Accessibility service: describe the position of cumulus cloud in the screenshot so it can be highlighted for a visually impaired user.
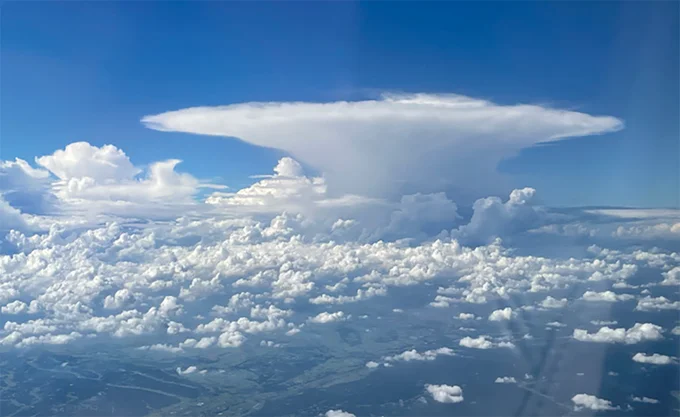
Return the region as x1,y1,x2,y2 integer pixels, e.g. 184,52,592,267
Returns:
632,352,676,365
383,347,455,363
488,307,514,321
581,291,635,302
308,311,347,324
494,376,517,384
325,410,355,417
540,296,568,309
365,361,379,368
457,313,477,320
571,394,619,411
452,188,546,244
635,296,680,311
573,323,663,344
459,336,514,349
425,384,464,404
142,93,623,199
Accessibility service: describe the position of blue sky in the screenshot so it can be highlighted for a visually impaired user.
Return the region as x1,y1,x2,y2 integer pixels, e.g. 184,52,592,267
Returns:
2,1,677,207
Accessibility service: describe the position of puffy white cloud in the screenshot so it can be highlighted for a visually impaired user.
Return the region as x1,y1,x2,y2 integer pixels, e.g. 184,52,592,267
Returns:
488,307,514,321
571,394,618,411
21,142,223,219
631,396,659,404
308,311,347,324
36,142,140,182
457,313,476,320
635,296,680,311
540,296,568,309
365,361,379,368
325,410,356,417
425,384,464,403
632,353,676,365
142,93,622,199
573,323,663,344
494,376,517,384
1,300,27,315
672,326,680,336
383,347,455,362
546,321,566,328
459,336,515,349
103,289,134,310
452,188,544,244
660,267,680,286
581,291,634,302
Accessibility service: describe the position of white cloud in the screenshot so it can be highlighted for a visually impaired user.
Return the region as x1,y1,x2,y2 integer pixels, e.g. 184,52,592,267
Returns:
452,188,546,244
631,396,659,404
1,300,28,315
581,290,635,302
571,394,618,411
591,320,617,326
460,336,494,349
176,366,198,375
383,347,455,362
425,384,464,404
489,307,514,321
308,311,347,324
546,321,566,328
325,410,355,417
457,313,476,320
365,361,379,368
142,93,623,199
632,352,676,365
635,296,680,311
494,376,517,384
660,266,680,286
36,142,140,182
672,326,680,336
540,296,568,309
573,323,663,344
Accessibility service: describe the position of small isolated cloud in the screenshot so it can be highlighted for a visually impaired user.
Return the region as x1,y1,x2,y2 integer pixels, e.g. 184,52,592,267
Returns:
635,296,680,311
176,366,198,375
573,323,663,344
365,361,380,369
631,396,659,404
457,313,476,320
546,321,566,328
540,296,567,309
425,384,464,404
571,394,619,411
384,347,455,363
489,307,514,321
308,311,347,324
632,352,676,365
591,320,618,326
459,336,513,349
494,376,517,384
672,326,680,336
325,410,355,417
581,290,634,302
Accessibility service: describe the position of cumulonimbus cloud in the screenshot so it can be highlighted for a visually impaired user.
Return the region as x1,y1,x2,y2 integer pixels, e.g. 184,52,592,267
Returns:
141,93,623,199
